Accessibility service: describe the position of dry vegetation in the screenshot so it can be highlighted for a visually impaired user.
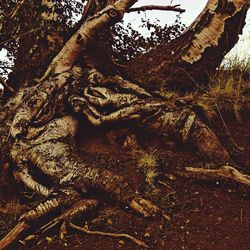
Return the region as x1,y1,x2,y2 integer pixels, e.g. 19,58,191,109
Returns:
158,57,250,123
137,150,159,187
196,58,250,119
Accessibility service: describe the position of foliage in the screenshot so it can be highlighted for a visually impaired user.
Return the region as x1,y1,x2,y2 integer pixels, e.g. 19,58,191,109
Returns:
111,17,185,62
0,0,84,88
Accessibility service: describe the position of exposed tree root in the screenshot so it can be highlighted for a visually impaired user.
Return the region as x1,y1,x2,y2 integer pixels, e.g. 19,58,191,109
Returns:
180,165,250,186
69,222,149,248
0,221,28,250
39,199,99,234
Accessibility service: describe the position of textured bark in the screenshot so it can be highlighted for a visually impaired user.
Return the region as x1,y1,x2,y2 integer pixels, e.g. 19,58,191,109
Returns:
127,0,250,90
71,70,232,165
0,111,159,248
39,0,137,82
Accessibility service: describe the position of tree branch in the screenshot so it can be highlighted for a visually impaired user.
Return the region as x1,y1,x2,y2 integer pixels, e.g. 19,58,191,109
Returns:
38,0,138,82
0,76,14,93
128,4,185,13
0,221,28,250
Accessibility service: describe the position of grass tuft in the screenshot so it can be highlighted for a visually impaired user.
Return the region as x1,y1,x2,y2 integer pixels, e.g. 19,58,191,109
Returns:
137,152,158,169
196,57,250,121
137,152,159,186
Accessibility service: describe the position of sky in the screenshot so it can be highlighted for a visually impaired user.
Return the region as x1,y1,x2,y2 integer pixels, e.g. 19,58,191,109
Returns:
0,0,249,84
124,0,207,26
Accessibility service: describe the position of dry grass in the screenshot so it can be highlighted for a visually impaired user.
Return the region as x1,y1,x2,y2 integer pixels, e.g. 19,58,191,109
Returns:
157,57,250,122
196,57,250,121
0,199,22,238
137,151,159,187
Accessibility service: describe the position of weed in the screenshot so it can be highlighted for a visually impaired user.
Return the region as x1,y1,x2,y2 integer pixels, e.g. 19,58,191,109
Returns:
145,168,159,185
0,199,22,238
137,152,158,170
137,151,159,186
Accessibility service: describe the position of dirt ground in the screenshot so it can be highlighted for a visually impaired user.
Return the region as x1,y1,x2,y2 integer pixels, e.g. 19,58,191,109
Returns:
0,114,249,250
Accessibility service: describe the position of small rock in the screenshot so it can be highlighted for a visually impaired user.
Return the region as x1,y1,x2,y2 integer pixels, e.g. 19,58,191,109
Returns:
119,240,125,245
107,219,113,225
168,174,176,181
217,216,222,222
46,237,52,242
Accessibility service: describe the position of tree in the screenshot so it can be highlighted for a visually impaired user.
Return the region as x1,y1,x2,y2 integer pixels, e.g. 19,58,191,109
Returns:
0,0,249,248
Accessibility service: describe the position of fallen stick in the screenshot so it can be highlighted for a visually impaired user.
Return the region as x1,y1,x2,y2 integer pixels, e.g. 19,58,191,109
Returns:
182,165,250,186
69,222,149,248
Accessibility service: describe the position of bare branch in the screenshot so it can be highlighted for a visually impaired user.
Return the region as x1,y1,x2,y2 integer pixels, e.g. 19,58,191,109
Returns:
183,166,250,187
9,0,26,19
0,76,15,93
128,4,185,13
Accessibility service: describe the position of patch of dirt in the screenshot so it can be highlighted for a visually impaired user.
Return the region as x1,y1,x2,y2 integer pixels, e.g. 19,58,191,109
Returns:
0,117,250,250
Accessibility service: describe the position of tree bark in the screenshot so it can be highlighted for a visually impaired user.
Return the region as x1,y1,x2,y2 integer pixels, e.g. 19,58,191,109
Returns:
38,0,137,82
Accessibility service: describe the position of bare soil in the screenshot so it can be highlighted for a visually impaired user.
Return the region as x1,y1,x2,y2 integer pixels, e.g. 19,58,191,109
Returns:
0,116,249,250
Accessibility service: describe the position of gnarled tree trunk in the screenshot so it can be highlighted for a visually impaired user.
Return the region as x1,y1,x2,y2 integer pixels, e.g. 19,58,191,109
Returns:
0,0,249,248
127,0,249,90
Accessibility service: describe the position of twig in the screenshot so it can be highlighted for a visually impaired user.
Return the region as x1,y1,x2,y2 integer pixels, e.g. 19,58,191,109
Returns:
158,180,176,195
240,208,243,222
69,222,149,248
184,166,250,186
128,5,185,14
9,0,26,19
0,27,41,46
215,104,245,152
0,76,15,94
